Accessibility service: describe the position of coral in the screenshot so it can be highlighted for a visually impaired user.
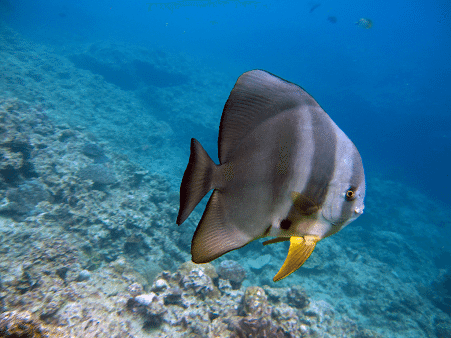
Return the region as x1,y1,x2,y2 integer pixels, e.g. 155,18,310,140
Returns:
181,267,215,298
286,285,309,309
217,260,246,289
431,269,451,315
241,286,269,317
0,114,38,185
77,163,117,185
436,318,451,338
81,142,110,164
178,261,218,280
128,293,167,329
163,287,184,306
0,179,50,217
176,261,218,298
0,147,23,172
228,316,288,338
0,310,67,337
82,142,104,158
218,278,233,294
127,282,144,297
0,99,41,187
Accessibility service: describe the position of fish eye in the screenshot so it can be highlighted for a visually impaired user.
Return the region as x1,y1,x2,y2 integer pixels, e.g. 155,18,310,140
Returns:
345,188,356,201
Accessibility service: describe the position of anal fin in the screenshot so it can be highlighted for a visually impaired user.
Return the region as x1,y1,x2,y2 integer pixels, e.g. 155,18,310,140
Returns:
273,235,320,282
191,190,251,263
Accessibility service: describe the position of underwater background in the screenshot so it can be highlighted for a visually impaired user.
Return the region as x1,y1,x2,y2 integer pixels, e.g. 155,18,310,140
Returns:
0,0,450,337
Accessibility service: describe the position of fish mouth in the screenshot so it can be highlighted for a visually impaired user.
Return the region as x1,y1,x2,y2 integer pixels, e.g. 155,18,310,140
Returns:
354,205,365,215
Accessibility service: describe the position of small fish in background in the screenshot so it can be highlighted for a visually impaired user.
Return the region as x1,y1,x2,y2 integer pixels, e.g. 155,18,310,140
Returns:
177,70,365,282
327,16,337,24
356,17,373,29
308,2,321,13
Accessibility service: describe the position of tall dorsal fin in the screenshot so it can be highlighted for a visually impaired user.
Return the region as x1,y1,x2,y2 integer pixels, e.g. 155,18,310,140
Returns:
218,70,321,164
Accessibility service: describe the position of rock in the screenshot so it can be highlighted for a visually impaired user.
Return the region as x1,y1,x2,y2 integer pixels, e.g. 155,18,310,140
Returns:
135,293,157,306
143,297,167,328
76,269,91,282
127,292,166,329
152,278,169,292
217,260,246,289
128,282,144,297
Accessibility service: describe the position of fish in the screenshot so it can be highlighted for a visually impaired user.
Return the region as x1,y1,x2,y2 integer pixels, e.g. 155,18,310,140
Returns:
356,17,373,29
309,3,321,13
176,70,365,282
327,16,337,24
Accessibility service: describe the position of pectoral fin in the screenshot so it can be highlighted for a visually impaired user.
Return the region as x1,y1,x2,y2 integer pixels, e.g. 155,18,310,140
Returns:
273,235,320,282
291,192,319,216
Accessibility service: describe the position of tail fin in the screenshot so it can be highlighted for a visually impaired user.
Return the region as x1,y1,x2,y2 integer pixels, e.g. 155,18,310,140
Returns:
177,138,218,225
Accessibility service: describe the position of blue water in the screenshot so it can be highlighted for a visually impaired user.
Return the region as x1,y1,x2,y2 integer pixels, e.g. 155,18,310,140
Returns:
1,0,451,336
5,0,450,204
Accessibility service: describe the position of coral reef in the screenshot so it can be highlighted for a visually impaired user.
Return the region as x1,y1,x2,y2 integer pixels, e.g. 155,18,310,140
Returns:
432,269,451,316
124,262,382,337
0,179,50,218
0,76,443,338
0,310,67,337
77,163,117,185
436,314,451,338
228,316,287,338
0,22,450,338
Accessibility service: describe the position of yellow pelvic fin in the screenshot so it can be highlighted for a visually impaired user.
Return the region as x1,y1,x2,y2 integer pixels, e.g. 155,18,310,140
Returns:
273,235,320,282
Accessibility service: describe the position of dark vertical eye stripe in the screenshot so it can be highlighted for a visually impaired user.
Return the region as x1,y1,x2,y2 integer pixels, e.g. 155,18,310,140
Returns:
301,108,337,208
338,148,364,222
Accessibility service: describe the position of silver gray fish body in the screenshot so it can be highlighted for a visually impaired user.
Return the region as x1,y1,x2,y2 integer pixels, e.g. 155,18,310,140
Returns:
177,70,365,281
